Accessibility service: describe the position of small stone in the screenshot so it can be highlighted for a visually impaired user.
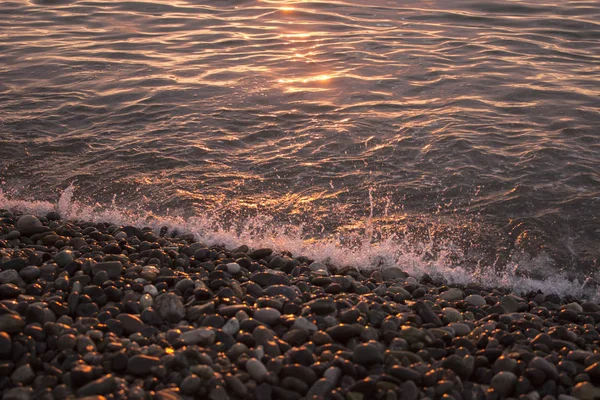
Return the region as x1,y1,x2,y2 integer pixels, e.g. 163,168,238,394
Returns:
381,267,407,280
442,307,463,322
490,371,517,397
16,215,43,234
0,270,20,284
226,262,241,274
440,288,463,301
180,374,203,395
3,387,34,400
353,343,384,365
500,296,520,313
128,355,160,375
222,317,240,336
91,261,122,279
77,375,117,397
249,248,273,259
529,356,559,380
306,298,336,315
265,285,297,300
571,381,600,400
246,358,268,382
11,363,34,384
0,314,25,333
155,292,185,322
414,301,442,326
442,355,472,380
0,332,12,357
397,326,426,344
250,271,290,287
116,314,146,335
253,308,281,326
70,365,95,387
54,250,75,268
464,294,486,307
307,378,334,398
180,328,216,346
292,317,318,332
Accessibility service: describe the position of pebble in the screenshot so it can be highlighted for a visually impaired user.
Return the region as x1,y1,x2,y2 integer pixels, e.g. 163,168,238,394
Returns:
16,215,43,233
246,358,269,382
253,307,281,325
116,313,146,335
127,355,161,375
76,375,117,397
0,215,597,400
353,343,384,365
155,292,186,322
490,371,517,397
180,328,216,345
0,314,25,333
465,294,486,307
440,288,464,301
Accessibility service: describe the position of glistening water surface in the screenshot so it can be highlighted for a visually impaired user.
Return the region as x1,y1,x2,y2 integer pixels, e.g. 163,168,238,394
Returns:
1,0,599,297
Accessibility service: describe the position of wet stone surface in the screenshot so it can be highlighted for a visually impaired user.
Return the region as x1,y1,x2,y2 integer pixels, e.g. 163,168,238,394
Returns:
0,212,599,399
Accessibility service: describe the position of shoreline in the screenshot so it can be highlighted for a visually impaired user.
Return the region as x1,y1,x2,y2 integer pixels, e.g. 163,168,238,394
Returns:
1,211,599,399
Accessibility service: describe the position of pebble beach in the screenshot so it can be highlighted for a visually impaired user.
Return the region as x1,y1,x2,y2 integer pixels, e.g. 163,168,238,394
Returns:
1,210,600,400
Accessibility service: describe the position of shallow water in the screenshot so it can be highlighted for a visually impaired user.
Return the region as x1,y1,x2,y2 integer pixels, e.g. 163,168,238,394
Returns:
1,0,599,296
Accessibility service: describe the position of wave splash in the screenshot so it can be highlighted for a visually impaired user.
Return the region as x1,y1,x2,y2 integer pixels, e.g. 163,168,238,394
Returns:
1,183,597,300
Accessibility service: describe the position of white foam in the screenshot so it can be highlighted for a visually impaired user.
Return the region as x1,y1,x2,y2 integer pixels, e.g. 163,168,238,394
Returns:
1,184,598,300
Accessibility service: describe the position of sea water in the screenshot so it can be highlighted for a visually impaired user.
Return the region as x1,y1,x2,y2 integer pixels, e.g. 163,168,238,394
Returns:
1,0,599,297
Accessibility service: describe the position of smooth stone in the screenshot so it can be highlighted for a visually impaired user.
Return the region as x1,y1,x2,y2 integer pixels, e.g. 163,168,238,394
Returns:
448,322,471,336
0,258,28,272
11,364,34,384
292,317,318,332
250,272,290,287
306,298,337,315
323,367,342,385
442,307,463,322
128,355,160,375
500,296,520,313
571,381,600,400
381,267,407,280
3,387,34,400
0,332,12,357
490,371,517,397
180,374,203,395
246,358,268,382
54,250,75,268
0,270,20,284
414,301,442,326
529,356,559,380
307,378,334,398
91,261,122,279
116,314,146,335
77,375,117,397
464,294,486,307
226,262,241,274
352,343,384,365
70,365,95,387
253,308,281,326
222,317,240,336
440,288,464,301
397,326,427,344
265,285,297,301
249,248,273,259
180,328,216,346
442,355,472,380
155,292,185,322
16,215,43,234
0,314,25,333
326,324,361,341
